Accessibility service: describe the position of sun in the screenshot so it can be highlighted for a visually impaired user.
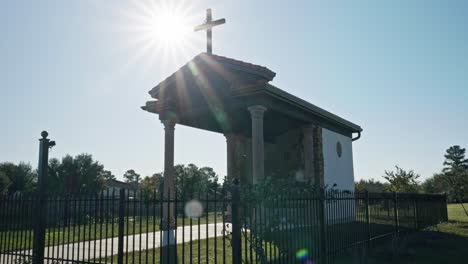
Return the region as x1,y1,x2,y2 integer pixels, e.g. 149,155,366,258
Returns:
151,11,190,44
116,0,204,70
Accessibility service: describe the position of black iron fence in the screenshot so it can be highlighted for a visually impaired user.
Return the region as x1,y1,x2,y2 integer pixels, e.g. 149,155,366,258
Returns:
238,189,447,264
0,184,447,264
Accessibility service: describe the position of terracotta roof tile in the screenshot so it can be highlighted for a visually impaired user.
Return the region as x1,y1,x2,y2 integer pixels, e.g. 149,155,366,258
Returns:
202,53,275,80
149,52,275,98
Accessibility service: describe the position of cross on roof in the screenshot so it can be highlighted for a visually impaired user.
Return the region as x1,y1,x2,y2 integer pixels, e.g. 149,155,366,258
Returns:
194,8,225,54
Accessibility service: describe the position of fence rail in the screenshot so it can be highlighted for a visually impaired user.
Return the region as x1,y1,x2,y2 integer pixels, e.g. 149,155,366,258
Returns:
0,185,448,264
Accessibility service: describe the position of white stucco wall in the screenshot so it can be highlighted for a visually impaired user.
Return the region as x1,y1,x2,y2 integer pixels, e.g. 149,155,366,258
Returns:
322,128,356,223
322,128,355,191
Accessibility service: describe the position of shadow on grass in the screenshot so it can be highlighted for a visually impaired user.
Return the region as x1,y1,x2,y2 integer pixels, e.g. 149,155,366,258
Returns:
256,221,398,263
256,220,467,264
331,222,468,264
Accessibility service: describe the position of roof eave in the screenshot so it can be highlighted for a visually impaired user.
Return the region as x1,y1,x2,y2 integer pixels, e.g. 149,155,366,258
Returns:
264,84,362,133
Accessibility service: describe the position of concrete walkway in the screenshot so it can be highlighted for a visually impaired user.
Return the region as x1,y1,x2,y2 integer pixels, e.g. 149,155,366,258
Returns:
1,223,231,264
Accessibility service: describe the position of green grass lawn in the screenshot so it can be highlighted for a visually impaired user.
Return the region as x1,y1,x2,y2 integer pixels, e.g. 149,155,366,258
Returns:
99,235,283,264
101,237,235,264
447,203,468,222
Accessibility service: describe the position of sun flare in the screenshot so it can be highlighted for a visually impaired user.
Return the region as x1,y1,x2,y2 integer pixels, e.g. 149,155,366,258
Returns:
118,0,203,70
150,11,190,44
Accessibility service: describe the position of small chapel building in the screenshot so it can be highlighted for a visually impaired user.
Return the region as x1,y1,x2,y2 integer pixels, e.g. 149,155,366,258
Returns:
142,53,362,191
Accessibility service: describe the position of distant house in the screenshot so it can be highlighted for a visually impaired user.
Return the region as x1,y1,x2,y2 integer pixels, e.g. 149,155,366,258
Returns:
104,179,137,196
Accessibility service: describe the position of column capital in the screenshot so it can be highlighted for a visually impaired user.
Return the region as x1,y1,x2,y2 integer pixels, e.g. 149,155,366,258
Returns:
161,120,176,131
248,105,267,119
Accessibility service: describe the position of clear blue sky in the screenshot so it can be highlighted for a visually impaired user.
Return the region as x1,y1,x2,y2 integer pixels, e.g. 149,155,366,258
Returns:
2,0,467,182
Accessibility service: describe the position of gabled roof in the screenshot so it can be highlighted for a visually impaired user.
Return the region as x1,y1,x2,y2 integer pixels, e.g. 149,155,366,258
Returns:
143,53,362,136
149,52,276,99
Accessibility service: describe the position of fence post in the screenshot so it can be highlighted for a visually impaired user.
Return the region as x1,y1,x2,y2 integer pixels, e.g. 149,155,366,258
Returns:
413,196,419,230
319,188,328,264
32,131,55,264
364,191,371,264
443,193,449,222
117,189,125,264
231,178,242,264
393,192,399,234
365,191,371,240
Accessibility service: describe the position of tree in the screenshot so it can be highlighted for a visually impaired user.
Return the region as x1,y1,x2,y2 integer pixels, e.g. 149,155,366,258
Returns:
382,166,420,193
139,173,164,199
421,173,448,194
445,168,468,202
73,154,106,193
59,154,80,193
0,171,11,196
47,154,107,194
47,158,64,194
174,164,219,197
101,170,116,181
441,146,468,202
355,179,389,193
443,145,468,172
123,169,141,184
0,162,37,194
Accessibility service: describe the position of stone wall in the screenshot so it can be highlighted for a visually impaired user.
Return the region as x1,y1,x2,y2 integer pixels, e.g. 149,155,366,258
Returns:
229,125,354,193
264,128,304,181
226,134,252,185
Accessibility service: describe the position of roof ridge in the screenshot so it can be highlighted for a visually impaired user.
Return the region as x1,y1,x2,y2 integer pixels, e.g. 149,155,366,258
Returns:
200,52,275,77
149,52,276,98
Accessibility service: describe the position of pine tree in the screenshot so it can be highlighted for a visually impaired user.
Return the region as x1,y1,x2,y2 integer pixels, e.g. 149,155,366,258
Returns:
443,145,468,172
442,145,468,203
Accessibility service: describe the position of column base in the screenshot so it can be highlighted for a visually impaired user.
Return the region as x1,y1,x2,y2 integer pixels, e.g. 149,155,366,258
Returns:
160,244,177,264
160,228,177,263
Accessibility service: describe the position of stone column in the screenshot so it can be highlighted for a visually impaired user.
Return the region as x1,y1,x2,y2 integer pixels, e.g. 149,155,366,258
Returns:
162,119,176,227
225,133,236,180
313,126,325,188
224,133,236,221
303,125,316,185
161,119,176,262
248,105,267,184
